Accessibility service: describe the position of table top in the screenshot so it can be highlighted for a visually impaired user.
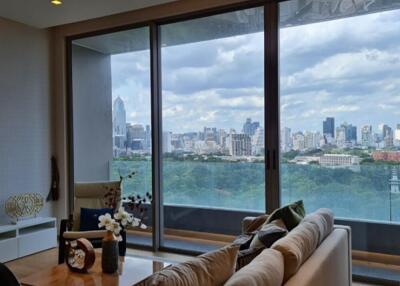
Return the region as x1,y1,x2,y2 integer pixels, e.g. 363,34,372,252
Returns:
20,253,171,286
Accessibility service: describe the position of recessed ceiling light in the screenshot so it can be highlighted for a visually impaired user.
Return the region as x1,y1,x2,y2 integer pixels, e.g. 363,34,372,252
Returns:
51,0,62,5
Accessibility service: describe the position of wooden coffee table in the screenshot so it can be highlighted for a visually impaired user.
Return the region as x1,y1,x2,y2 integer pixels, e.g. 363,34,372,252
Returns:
20,253,171,286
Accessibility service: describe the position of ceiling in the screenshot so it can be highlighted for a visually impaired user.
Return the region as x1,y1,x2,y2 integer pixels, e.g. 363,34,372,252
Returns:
0,0,177,29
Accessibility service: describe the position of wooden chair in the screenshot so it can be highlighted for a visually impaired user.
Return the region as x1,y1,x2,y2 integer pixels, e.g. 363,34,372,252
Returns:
58,181,126,264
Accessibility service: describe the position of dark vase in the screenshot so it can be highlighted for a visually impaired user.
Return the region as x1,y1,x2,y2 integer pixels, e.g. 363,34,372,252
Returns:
102,231,119,273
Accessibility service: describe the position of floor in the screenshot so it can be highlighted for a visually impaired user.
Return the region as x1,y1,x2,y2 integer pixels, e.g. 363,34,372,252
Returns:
5,248,382,285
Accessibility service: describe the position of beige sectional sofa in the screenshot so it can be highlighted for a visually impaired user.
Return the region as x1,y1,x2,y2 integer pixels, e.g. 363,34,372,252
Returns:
145,209,352,286
240,216,352,286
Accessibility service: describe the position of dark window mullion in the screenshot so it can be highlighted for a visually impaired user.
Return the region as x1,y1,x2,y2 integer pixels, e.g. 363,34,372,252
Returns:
264,1,280,214
150,22,163,251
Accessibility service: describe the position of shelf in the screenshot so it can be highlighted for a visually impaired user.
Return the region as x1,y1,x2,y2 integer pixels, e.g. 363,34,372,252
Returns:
19,221,56,235
0,230,17,241
0,217,57,262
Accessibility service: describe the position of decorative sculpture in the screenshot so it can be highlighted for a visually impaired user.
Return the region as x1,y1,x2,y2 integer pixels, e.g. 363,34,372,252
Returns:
5,193,44,223
66,238,95,272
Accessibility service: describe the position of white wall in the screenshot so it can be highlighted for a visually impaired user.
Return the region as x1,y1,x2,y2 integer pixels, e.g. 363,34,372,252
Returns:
0,17,53,224
72,44,113,182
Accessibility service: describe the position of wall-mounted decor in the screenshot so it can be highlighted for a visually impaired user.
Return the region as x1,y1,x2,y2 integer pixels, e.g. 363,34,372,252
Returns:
5,193,44,223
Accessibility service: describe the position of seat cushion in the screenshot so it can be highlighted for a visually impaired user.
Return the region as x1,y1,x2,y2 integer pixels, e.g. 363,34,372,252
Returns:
264,200,305,231
302,208,334,245
79,207,113,231
249,219,287,249
145,245,239,286
225,248,284,286
271,220,320,282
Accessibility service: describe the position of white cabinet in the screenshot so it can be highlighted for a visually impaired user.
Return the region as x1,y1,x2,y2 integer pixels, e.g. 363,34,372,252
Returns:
0,217,57,262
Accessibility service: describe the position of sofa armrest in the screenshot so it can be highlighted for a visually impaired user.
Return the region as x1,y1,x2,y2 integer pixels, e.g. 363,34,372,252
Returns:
333,225,352,286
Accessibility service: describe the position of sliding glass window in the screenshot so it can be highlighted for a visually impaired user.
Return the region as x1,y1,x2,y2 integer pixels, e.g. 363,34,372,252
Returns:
160,7,265,252
279,1,400,222
71,27,153,246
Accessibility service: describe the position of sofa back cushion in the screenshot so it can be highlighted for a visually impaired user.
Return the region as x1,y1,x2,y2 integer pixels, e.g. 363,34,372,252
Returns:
145,245,239,286
225,248,284,286
271,220,320,282
302,208,334,245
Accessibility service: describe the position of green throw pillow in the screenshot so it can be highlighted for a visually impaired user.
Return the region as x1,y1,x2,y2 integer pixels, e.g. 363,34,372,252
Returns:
264,200,305,231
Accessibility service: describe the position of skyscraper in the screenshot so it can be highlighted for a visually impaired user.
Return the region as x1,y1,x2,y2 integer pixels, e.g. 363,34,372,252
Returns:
323,117,335,138
229,134,252,156
292,132,305,151
112,97,126,149
162,132,173,153
243,118,260,136
252,127,264,155
361,125,373,147
394,124,400,146
281,127,291,152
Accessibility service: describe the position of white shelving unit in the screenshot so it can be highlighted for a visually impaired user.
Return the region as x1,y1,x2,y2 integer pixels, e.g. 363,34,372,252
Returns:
0,217,57,262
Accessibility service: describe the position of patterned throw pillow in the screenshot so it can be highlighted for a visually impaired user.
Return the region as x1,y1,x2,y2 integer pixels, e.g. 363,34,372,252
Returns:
232,233,256,250
264,200,306,231
250,219,288,249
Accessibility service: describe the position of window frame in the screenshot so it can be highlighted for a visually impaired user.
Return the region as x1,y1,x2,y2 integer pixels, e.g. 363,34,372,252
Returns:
65,0,400,258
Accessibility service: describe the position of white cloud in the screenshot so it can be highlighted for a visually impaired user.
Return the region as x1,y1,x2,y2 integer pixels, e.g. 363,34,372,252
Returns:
321,105,360,114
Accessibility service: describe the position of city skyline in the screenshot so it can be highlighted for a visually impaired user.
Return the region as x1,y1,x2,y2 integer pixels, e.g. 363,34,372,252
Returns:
111,9,400,135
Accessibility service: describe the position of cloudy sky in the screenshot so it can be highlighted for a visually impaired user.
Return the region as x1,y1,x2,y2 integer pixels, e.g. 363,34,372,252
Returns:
112,8,400,135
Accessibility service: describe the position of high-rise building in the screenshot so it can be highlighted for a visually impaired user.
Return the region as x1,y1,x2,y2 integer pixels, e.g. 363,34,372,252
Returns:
304,131,316,150
381,124,392,138
243,118,260,136
281,127,291,152
335,125,346,148
323,117,335,138
336,122,356,146
112,97,126,148
394,124,400,147
361,125,373,147
379,124,394,148
292,132,305,151
252,127,264,156
346,124,357,143
162,131,173,153
131,124,145,140
228,134,252,156
145,125,151,150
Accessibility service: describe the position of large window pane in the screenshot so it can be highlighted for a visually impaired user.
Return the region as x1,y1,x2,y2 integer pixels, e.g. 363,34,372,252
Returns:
161,7,265,251
72,27,153,246
279,1,400,222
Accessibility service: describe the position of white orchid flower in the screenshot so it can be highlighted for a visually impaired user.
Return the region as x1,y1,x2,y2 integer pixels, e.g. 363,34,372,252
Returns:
98,213,114,228
114,207,134,227
106,221,121,236
131,217,141,227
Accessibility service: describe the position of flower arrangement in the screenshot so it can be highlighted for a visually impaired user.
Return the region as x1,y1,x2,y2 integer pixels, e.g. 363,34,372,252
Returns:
98,207,146,241
99,170,152,241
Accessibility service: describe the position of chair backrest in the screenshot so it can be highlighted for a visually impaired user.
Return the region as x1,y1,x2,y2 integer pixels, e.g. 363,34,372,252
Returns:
72,181,122,231
0,263,20,286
